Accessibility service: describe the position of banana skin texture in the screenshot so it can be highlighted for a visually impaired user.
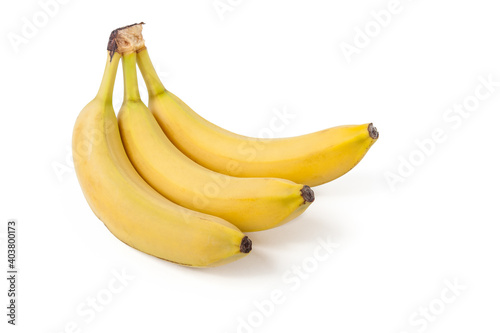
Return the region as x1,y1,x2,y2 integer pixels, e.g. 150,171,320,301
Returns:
137,49,379,187
118,53,314,232
72,52,251,267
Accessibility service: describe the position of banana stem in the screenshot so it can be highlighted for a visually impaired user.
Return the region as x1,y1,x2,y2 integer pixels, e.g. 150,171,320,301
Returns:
122,52,141,101
137,49,166,97
95,52,121,103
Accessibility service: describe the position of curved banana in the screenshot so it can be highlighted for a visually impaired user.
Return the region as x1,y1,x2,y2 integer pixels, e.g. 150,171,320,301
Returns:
73,49,251,267
136,48,378,187
118,52,314,232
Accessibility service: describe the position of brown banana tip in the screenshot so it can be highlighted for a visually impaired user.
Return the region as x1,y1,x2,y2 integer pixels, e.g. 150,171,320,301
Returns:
368,123,379,139
301,185,315,203
240,236,252,253
107,22,145,61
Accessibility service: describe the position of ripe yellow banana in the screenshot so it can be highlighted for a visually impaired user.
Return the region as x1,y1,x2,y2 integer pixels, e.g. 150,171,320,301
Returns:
73,48,251,267
118,52,314,232
136,47,378,187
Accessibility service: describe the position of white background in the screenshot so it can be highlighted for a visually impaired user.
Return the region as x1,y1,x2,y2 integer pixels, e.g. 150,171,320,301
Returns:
1,0,499,332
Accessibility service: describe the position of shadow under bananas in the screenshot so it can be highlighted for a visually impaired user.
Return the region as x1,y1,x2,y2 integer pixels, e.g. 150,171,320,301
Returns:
190,213,343,278
313,170,387,198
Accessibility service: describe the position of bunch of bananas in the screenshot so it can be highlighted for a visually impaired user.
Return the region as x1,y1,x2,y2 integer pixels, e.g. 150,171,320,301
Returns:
72,23,379,267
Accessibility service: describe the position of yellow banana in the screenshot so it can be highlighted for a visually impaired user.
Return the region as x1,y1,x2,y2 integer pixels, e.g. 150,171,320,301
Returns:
73,48,251,267
136,47,378,187
118,52,314,232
